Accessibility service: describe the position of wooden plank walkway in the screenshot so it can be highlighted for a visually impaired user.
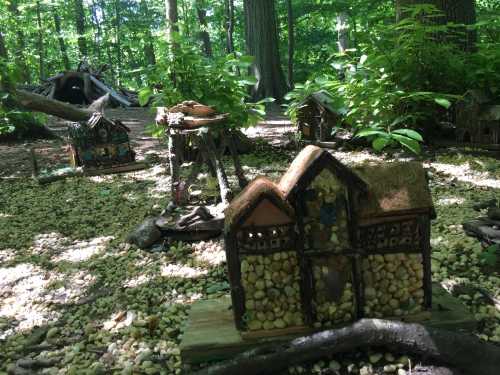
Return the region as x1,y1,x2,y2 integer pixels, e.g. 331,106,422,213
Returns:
180,283,476,364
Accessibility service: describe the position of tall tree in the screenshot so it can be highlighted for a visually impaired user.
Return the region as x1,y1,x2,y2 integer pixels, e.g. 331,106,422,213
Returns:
36,0,45,80
8,0,30,83
114,0,122,84
286,0,294,88
243,0,288,100
336,12,349,53
140,0,156,66
52,7,70,70
74,0,88,57
165,0,179,44
0,30,7,60
91,0,103,61
396,0,476,51
196,1,213,57
225,0,235,54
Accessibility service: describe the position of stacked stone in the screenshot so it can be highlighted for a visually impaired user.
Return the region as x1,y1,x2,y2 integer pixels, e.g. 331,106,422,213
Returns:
362,253,424,318
304,170,350,252
241,251,304,331
312,262,355,326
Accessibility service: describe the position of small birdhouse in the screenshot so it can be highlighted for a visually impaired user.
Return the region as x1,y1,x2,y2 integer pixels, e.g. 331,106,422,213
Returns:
455,89,500,147
296,90,343,142
68,113,135,169
224,177,305,332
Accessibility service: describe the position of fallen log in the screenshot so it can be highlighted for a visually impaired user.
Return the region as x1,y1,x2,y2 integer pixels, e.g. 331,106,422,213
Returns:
11,89,93,122
89,75,131,107
192,319,500,375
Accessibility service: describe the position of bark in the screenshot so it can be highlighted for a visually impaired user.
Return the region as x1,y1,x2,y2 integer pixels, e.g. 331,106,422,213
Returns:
53,10,70,70
395,0,476,52
74,0,88,57
243,0,288,101
286,0,294,88
140,0,157,66
91,0,102,61
114,0,122,85
193,319,500,375
36,1,45,80
336,11,349,53
9,89,93,122
0,30,7,59
196,2,213,57
165,0,179,44
225,0,235,54
8,0,30,83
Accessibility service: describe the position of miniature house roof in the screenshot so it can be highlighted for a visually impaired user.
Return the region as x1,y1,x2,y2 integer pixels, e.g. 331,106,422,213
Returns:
279,145,368,200
87,112,130,133
225,177,295,233
353,162,436,220
301,90,341,114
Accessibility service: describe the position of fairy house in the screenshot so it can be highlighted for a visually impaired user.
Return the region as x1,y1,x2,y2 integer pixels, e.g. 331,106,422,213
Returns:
296,91,343,142
455,89,500,146
225,146,435,334
68,113,135,169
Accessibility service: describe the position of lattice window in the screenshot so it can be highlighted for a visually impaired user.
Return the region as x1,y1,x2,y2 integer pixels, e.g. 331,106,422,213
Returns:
236,224,294,254
357,220,420,253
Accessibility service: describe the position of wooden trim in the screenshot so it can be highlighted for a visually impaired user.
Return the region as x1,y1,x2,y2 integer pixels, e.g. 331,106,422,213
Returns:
420,215,433,309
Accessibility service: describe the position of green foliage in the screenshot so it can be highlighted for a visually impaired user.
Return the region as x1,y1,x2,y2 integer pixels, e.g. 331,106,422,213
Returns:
480,244,499,267
142,38,271,135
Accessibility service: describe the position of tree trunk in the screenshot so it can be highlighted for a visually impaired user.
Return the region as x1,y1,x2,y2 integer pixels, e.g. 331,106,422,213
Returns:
91,0,102,61
114,0,122,85
395,0,476,52
336,11,349,53
225,0,235,54
165,0,179,44
140,0,157,66
243,0,288,101
53,10,70,70
286,0,294,89
74,0,88,57
8,0,30,83
0,30,8,59
196,2,213,57
193,319,500,375
36,1,45,80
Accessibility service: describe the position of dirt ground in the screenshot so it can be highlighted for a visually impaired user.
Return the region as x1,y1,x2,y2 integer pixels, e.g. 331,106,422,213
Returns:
0,107,294,178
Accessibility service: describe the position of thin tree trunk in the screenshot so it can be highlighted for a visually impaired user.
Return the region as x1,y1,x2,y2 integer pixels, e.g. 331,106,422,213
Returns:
286,0,294,89
91,0,102,61
165,0,179,44
243,0,288,101
114,0,122,85
53,10,70,70
0,30,8,59
36,1,45,80
196,2,213,57
140,0,157,66
8,0,30,83
336,11,349,53
74,0,88,57
225,0,235,54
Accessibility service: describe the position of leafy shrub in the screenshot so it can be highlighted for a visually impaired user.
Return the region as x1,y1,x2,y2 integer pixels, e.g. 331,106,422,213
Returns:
139,37,271,137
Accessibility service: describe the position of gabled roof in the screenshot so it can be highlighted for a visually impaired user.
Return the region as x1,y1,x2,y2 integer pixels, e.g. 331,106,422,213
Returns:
353,162,436,220
279,146,368,200
87,112,130,133
225,177,295,233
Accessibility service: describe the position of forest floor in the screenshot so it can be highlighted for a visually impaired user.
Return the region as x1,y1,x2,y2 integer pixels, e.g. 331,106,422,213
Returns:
0,108,499,375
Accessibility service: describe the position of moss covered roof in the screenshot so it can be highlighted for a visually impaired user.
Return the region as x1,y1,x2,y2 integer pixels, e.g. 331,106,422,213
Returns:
353,162,435,219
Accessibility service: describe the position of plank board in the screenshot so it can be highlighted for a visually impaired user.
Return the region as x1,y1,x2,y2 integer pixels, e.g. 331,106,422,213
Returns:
180,283,476,364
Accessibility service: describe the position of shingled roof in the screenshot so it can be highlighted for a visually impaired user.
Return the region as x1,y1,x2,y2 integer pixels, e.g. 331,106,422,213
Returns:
225,177,295,233
353,162,436,220
279,145,368,199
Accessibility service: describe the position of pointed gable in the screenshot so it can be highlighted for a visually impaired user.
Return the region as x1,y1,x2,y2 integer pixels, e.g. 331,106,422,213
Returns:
279,145,368,200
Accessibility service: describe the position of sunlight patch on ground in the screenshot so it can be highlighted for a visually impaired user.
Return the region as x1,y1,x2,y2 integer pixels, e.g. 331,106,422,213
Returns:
192,240,225,266
160,263,208,279
436,197,466,206
29,232,114,263
123,274,152,289
0,249,16,263
0,213,12,218
45,270,96,306
0,264,61,336
429,162,500,188
103,310,136,332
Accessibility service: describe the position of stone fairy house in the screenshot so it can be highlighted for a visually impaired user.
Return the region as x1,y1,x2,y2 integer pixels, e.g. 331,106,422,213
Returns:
68,113,135,169
225,146,435,334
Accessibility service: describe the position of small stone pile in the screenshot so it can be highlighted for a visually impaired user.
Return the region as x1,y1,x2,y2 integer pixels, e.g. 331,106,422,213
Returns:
363,253,424,317
241,252,304,331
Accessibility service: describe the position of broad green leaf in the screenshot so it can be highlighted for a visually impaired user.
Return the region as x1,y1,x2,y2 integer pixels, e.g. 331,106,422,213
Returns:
372,137,391,151
138,88,153,107
355,129,388,138
434,98,452,109
392,134,422,154
359,54,368,65
392,129,424,142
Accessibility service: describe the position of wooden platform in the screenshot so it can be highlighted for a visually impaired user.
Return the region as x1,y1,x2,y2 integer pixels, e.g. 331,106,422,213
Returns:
179,283,476,364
